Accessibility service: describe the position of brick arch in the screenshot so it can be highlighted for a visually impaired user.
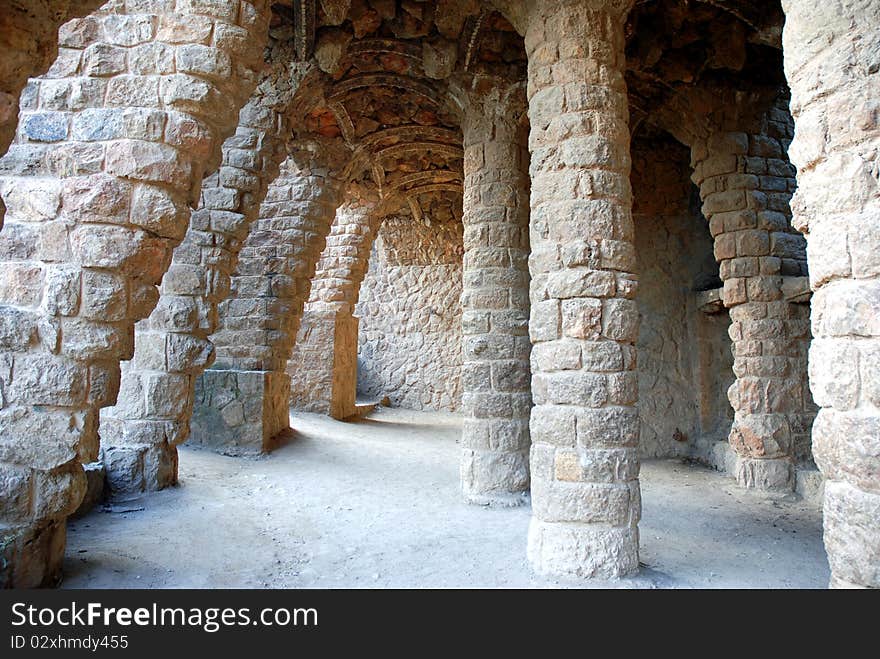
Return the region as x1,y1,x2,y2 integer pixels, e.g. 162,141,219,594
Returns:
0,0,271,587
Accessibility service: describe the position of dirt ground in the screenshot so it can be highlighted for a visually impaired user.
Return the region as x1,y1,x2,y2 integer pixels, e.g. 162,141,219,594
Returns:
63,407,830,588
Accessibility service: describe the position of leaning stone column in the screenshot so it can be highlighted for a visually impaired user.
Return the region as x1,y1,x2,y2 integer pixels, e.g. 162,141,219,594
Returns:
0,0,270,587
459,80,532,505
192,158,344,455
690,114,812,491
289,201,381,420
100,98,289,495
783,0,880,588
525,0,640,578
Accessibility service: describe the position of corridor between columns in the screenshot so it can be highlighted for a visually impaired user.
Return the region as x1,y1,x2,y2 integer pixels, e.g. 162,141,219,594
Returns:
0,0,875,589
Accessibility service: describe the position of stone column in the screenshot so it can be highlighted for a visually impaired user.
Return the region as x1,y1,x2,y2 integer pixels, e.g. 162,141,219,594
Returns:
100,97,289,495
459,80,532,505
525,0,640,578
289,201,381,420
0,0,270,587
192,158,344,454
690,110,813,491
783,0,880,589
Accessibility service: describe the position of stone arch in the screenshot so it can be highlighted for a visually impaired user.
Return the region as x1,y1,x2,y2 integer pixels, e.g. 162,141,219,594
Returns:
191,145,349,454
99,87,294,495
98,41,334,495
288,195,390,419
0,0,271,587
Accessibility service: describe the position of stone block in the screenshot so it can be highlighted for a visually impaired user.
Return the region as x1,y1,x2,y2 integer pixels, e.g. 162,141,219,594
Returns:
191,369,290,455
527,519,638,579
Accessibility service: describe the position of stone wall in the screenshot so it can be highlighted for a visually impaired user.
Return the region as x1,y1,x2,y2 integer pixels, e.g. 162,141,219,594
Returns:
631,133,731,459
0,1,105,166
356,214,463,411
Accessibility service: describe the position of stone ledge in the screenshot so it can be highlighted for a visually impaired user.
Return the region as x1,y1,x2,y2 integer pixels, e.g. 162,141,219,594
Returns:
782,276,811,304
695,277,811,313
696,287,724,314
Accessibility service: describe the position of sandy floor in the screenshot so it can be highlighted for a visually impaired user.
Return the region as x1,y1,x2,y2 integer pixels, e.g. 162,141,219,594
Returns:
63,408,830,588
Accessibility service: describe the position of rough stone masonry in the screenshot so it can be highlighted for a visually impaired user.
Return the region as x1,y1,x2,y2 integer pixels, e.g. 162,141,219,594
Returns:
0,0,876,589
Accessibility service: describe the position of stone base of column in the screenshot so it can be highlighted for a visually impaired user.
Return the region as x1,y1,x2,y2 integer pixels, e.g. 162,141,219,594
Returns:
734,456,795,492
829,575,869,589
102,440,178,496
460,447,530,506
0,520,66,588
822,481,880,588
191,370,290,456
527,519,639,580
289,309,358,420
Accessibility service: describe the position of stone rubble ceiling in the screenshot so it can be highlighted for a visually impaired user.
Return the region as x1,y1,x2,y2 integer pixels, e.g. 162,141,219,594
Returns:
625,0,788,138
269,0,526,225
268,0,788,216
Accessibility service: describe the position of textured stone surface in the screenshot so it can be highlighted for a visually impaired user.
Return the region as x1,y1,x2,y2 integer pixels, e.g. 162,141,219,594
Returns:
631,133,731,459
0,1,105,166
783,0,880,588
195,156,345,451
459,79,532,505
100,48,308,495
290,201,381,419
690,98,816,492
0,0,875,590
357,222,464,412
289,308,360,419
190,369,289,455
0,0,271,587
524,0,641,579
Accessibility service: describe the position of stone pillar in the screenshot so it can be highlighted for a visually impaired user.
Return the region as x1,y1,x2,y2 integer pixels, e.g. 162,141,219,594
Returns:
100,97,289,495
524,0,640,578
289,306,359,419
783,0,880,589
690,111,813,491
459,80,532,505
192,158,344,454
0,1,270,587
289,202,380,420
